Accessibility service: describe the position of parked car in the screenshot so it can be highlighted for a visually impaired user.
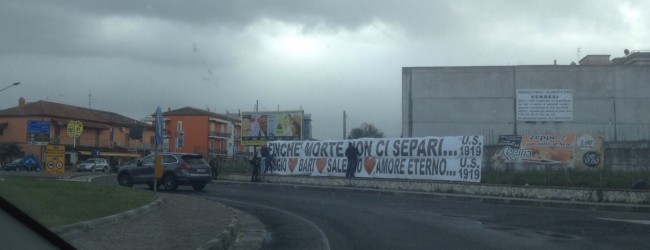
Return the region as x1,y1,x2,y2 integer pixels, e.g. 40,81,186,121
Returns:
3,158,40,172
115,160,136,172
77,158,109,172
117,153,211,191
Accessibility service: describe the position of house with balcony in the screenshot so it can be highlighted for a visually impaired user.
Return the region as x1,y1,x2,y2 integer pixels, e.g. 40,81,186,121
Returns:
160,107,246,159
0,97,154,167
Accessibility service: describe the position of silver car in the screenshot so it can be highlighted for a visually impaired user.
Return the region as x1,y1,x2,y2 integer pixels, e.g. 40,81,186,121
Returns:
116,153,211,191
77,158,109,172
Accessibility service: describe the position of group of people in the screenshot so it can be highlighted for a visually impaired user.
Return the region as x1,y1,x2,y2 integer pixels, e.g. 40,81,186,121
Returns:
250,145,275,182
249,142,363,181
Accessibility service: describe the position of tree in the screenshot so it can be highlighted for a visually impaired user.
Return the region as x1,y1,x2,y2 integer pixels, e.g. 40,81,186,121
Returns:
0,143,23,162
348,122,384,139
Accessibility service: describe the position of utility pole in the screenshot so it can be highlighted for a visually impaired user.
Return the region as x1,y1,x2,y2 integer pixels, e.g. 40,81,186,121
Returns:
343,111,346,140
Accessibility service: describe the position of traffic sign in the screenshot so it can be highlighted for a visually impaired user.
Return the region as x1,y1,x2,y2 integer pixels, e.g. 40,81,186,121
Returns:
46,144,65,174
155,107,163,146
66,121,83,138
27,121,51,133
24,155,38,168
46,145,65,155
27,120,51,145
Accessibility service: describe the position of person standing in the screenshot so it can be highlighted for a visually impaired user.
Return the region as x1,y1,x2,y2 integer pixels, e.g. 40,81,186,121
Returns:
345,142,361,178
260,145,270,175
249,153,261,182
266,152,275,174
209,156,219,180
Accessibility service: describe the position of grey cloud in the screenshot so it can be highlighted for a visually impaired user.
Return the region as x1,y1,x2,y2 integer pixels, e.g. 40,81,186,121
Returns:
1,0,648,139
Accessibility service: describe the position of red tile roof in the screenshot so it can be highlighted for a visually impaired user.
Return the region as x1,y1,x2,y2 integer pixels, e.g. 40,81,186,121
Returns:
163,107,240,122
0,100,150,127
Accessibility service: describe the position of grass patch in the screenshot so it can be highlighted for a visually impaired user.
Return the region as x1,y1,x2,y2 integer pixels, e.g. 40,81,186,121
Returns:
0,176,155,227
219,161,253,174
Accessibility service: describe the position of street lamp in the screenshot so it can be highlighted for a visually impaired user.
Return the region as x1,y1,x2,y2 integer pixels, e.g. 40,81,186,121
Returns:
0,82,20,93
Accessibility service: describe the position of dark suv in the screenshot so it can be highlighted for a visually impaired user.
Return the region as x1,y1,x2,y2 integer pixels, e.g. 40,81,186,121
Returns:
116,153,211,191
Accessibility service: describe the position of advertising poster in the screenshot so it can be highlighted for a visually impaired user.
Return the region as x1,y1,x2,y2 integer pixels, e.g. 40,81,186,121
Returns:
492,133,604,169
267,136,484,182
241,110,303,146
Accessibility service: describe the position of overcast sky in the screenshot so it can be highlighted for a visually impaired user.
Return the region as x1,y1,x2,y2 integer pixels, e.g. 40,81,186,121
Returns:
0,0,647,140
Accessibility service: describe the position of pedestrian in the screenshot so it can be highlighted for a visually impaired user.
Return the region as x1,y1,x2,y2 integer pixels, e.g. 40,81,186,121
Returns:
260,145,270,174
249,153,261,182
345,142,361,178
209,156,219,180
267,152,275,174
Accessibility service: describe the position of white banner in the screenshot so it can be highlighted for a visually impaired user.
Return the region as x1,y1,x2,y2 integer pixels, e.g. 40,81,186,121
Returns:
267,136,483,182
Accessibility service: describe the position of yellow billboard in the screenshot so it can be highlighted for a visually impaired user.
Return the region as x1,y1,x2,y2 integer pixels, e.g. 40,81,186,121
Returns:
241,110,303,146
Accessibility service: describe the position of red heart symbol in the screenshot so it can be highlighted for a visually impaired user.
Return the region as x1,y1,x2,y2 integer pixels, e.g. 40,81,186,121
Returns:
316,159,327,174
288,158,298,173
363,157,376,175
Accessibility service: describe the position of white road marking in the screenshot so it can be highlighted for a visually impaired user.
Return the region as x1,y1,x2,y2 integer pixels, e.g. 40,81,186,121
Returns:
597,218,650,225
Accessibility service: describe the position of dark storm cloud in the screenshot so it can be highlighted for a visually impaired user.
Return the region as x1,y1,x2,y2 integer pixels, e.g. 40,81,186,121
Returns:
1,0,648,139
4,0,638,60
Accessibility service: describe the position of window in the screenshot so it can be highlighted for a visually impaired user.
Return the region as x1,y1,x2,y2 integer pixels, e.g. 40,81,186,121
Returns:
140,155,155,165
162,155,177,164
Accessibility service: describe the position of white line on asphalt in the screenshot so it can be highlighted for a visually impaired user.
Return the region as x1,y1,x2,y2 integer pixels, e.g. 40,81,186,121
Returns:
203,197,331,250
597,218,650,225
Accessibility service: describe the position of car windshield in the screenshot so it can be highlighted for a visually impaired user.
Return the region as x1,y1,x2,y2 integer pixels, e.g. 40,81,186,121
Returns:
1,1,650,250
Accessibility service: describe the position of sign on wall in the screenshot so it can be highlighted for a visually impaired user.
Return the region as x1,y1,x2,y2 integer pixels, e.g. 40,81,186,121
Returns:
517,89,573,121
241,110,303,146
267,136,484,182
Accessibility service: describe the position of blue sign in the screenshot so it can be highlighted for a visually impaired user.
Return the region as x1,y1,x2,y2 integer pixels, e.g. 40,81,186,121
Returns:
155,107,163,146
27,120,51,134
24,155,38,168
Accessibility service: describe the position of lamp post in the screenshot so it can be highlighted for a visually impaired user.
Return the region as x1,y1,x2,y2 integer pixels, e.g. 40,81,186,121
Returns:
0,82,20,93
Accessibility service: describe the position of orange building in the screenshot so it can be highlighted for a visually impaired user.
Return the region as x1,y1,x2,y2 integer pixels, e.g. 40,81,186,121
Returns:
0,98,154,167
161,107,247,160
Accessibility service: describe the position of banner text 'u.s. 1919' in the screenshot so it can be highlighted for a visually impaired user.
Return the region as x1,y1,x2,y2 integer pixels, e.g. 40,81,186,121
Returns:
266,136,483,182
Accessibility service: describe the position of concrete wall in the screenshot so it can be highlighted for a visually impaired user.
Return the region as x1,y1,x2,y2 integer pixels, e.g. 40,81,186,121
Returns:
403,65,650,144
222,174,650,206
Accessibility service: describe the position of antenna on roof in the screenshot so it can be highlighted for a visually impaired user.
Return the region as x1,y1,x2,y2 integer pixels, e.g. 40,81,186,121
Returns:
88,91,92,109
624,49,630,56
577,47,581,61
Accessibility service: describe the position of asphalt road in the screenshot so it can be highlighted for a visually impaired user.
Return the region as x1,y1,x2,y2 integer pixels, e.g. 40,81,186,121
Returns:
94,176,650,250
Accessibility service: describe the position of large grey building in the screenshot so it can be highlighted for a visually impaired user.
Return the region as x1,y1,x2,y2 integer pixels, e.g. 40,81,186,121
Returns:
402,52,650,145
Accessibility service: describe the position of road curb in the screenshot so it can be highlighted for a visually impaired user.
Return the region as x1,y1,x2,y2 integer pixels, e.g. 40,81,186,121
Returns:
197,205,240,250
51,194,163,236
215,179,650,213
